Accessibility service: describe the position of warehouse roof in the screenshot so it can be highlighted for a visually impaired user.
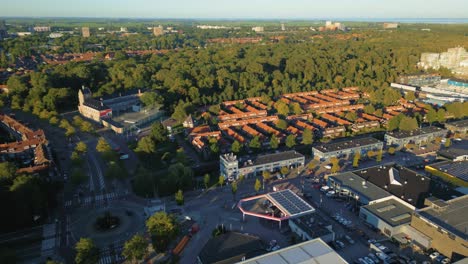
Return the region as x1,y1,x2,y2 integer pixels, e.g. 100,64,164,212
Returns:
362,197,414,227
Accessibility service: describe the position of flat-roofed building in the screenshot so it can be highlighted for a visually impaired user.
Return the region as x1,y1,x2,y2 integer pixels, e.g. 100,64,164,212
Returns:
289,213,335,243
410,196,468,260
445,119,468,134
153,25,164,36
425,160,468,186
360,196,415,238
384,126,447,148
220,151,305,180
437,147,468,162
328,172,392,205
312,137,383,160
354,164,431,208
239,238,348,264
197,232,266,264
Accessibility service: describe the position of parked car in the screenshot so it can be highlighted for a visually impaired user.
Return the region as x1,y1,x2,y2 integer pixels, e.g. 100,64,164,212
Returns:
364,257,375,264
320,186,330,192
326,190,336,197
429,252,440,260
345,235,355,244
324,165,332,169
335,240,345,248
368,253,380,263
441,258,451,264
119,153,129,160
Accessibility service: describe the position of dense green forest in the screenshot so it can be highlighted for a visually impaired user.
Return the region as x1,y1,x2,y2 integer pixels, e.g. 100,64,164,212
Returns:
2,26,468,120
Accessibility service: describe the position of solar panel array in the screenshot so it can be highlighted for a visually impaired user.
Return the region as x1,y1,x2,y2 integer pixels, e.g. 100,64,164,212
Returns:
268,190,314,216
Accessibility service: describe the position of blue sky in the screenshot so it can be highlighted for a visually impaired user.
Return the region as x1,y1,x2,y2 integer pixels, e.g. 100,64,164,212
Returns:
1,0,467,19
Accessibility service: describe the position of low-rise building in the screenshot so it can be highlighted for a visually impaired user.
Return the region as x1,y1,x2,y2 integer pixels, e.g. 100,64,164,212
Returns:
197,232,266,264
360,196,415,238
328,172,392,205
289,213,335,243
354,164,431,208
239,238,348,264
410,196,468,259
384,126,447,148
445,119,468,134
437,147,468,162
220,151,305,180
312,137,383,160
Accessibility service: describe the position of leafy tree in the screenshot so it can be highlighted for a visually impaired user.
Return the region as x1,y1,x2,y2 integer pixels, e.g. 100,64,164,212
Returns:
276,119,288,130
249,136,261,150
367,150,375,159
376,150,383,163
175,190,184,205
75,141,88,154
231,140,241,153
71,151,83,166
405,91,416,101
290,102,303,115
150,122,167,143
344,112,357,122
204,174,210,189
445,138,451,148
426,108,437,124
280,166,289,175
140,92,162,109
269,134,279,149
145,212,178,251
106,161,127,180
209,137,219,154
387,114,403,131
238,174,245,182
399,116,418,131
285,134,296,148
231,181,237,200
388,147,396,155
274,101,289,116
70,169,87,186
262,171,271,181
218,175,224,186
96,137,112,153
135,136,156,154
172,100,189,122
254,178,261,193
0,162,17,182
122,234,147,263
352,153,360,168
330,157,340,173
364,104,375,114
301,128,313,145
75,238,99,264
437,109,446,123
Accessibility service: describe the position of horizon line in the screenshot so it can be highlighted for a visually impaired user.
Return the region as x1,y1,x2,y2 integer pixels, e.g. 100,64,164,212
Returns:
1,16,468,21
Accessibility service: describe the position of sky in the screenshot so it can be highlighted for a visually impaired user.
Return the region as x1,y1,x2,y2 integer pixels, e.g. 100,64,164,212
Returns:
1,0,468,19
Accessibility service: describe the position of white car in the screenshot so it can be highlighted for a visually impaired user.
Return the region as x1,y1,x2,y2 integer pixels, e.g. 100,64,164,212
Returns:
441,258,451,264
326,190,336,197
429,252,440,260
324,165,332,169
320,186,330,192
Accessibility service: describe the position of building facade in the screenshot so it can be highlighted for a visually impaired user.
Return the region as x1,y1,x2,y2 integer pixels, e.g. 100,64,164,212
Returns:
220,151,305,180
82,27,90,38
384,127,447,148
312,137,383,160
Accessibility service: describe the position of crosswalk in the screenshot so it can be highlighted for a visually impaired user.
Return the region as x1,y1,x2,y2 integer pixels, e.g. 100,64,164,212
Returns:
98,244,125,264
65,192,122,209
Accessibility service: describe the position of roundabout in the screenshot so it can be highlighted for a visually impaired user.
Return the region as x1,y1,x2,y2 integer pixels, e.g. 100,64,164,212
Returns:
69,200,146,247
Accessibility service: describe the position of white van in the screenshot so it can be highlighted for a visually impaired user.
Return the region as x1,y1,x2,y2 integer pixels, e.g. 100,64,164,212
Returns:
320,186,330,192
